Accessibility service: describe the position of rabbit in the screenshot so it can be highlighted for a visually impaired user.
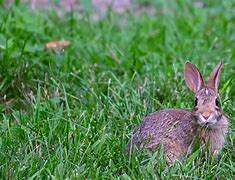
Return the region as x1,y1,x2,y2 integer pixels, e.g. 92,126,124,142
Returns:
127,61,229,164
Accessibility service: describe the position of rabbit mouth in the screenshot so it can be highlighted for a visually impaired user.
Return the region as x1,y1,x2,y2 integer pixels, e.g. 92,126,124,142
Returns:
196,114,219,127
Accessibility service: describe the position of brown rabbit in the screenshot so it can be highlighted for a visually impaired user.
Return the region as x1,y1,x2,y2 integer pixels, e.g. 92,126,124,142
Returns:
127,61,229,164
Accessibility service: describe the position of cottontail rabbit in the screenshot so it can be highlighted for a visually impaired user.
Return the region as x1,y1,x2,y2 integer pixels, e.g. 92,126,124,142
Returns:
127,61,229,164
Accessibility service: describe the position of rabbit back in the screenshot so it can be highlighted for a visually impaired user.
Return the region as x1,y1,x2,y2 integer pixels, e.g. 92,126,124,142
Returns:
127,109,198,160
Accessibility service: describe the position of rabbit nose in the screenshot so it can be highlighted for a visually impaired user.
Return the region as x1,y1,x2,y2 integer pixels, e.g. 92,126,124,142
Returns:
202,112,211,120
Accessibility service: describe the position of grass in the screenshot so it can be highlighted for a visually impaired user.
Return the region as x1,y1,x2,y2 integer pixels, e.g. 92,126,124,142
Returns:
0,0,234,179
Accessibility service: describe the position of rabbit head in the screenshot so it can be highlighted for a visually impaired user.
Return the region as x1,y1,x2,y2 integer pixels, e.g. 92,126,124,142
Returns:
184,61,224,128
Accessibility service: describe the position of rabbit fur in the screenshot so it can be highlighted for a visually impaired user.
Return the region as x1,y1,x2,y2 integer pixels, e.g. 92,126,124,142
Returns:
127,61,229,164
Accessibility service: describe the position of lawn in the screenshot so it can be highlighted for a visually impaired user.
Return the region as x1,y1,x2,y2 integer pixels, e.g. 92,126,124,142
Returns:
0,0,234,179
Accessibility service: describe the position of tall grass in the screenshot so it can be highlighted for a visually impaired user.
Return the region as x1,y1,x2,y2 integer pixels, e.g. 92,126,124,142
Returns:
0,0,234,179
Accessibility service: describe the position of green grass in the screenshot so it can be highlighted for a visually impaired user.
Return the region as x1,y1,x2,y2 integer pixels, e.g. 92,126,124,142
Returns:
0,0,234,179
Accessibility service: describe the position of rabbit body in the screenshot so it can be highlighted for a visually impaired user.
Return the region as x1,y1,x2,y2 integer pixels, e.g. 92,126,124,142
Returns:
127,61,229,164
128,108,228,164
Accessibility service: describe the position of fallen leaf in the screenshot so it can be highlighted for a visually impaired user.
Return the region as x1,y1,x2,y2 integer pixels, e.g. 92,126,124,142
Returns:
45,40,70,52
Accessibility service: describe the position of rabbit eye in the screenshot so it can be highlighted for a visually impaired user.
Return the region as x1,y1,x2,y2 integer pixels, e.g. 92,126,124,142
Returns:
215,98,220,107
194,98,198,106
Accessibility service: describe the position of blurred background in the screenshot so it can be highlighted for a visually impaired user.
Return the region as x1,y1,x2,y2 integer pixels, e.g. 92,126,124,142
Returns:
2,0,157,19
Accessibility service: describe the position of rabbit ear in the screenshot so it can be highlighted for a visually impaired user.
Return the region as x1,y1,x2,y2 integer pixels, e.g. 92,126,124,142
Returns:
184,61,205,93
207,61,223,93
